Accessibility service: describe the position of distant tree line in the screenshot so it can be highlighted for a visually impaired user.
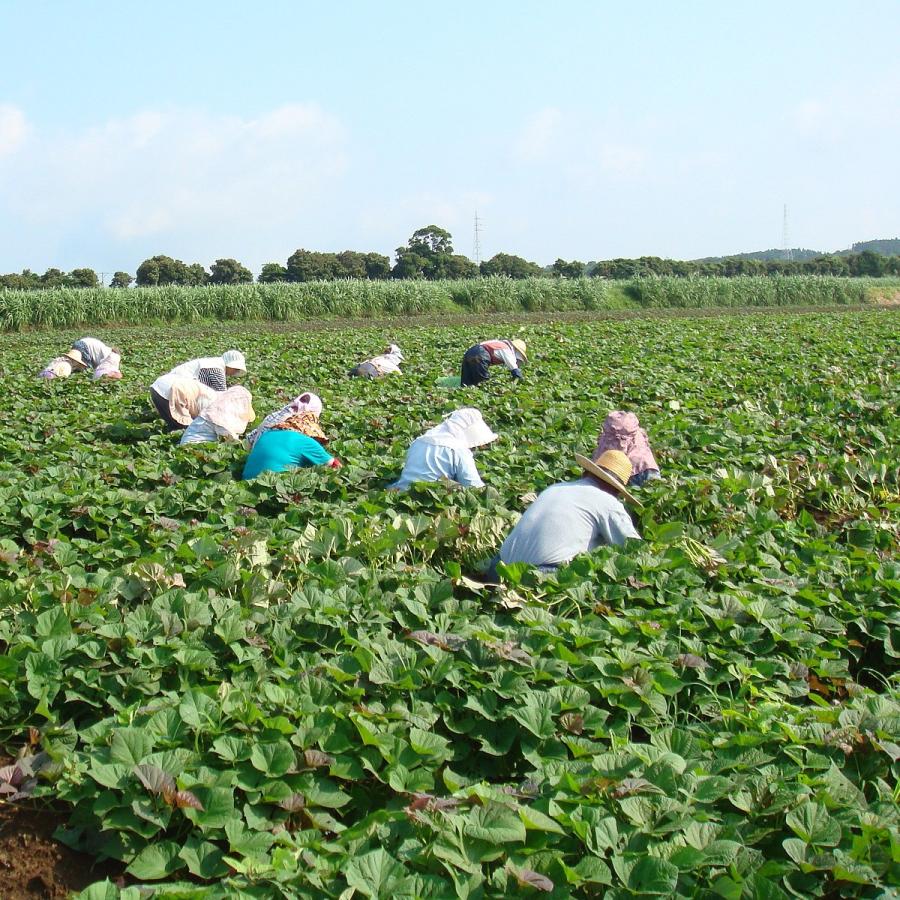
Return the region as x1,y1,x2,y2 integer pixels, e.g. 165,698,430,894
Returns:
2,225,899,290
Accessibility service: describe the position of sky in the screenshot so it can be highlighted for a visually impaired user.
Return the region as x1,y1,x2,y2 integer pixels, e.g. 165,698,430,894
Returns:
1,0,898,275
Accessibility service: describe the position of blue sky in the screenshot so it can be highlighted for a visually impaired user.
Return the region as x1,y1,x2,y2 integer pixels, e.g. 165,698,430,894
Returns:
1,1,898,275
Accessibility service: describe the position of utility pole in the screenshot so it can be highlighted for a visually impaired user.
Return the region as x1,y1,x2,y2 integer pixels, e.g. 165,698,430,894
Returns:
99,272,111,287
782,204,793,262
473,211,484,266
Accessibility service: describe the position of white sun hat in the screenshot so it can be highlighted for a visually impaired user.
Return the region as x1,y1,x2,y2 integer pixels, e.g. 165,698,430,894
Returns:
222,349,247,372
420,407,498,450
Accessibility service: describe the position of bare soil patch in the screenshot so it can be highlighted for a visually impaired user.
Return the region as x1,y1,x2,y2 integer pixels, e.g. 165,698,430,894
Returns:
0,803,122,899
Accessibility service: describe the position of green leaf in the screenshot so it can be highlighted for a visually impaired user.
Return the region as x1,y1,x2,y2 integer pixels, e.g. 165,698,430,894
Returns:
179,836,229,879
181,786,235,830
786,801,841,847
464,803,527,844
250,740,295,776
510,694,555,739
627,856,679,895
110,728,154,765
344,847,412,897
126,840,184,880
518,805,565,834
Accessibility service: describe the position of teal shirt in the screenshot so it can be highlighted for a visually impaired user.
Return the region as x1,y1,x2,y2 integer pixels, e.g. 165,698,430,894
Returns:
242,430,333,479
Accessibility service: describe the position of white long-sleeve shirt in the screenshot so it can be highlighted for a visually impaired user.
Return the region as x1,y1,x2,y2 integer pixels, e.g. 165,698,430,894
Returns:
151,357,228,398
72,337,114,369
368,351,403,375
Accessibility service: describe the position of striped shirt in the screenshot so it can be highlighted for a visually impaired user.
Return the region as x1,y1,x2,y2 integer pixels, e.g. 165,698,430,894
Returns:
152,357,228,397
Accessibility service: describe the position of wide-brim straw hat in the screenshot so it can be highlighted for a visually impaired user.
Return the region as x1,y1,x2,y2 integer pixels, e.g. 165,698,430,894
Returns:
575,450,642,507
511,339,527,359
64,348,85,365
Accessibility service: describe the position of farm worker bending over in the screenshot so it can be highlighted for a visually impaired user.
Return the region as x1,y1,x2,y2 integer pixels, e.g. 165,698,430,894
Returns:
486,450,641,579
149,377,216,431
38,348,87,379
71,337,122,379
593,411,661,487
180,387,255,445
149,350,246,430
349,344,404,379
246,391,322,450
460,339,527,386
167,349,247,391
390,408,498,490
242,411,341,479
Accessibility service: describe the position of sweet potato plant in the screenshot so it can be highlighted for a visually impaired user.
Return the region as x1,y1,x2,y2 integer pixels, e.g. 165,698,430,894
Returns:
0,310,898,898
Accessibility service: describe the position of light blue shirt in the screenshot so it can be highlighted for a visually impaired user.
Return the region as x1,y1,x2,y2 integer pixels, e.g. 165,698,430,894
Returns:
390,439,484,490
500,478,640,568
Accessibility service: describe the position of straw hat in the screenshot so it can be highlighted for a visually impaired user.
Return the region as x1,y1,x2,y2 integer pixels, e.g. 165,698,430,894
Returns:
575,450,642,507
64,348,85,366
222,349,247,372
511,339,527,359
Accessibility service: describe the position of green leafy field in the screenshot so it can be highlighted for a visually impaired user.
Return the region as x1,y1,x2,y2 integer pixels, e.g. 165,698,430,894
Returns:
1,310,898,898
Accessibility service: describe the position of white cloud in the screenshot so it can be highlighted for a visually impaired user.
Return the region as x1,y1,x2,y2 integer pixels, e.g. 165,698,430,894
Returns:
513,107,563,163
597,142,650,177
0,105,27,157
0,103,348,258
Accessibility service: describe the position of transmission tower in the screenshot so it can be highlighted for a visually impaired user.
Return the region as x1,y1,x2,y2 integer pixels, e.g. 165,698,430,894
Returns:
782,204,793,261
473,211,484,265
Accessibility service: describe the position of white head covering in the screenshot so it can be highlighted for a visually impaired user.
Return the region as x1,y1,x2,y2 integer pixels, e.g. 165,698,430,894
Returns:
418,408,498,450
201,386,255,439
386,344,404,360
288,391,322,417
40,358,73,379
222,349,246,372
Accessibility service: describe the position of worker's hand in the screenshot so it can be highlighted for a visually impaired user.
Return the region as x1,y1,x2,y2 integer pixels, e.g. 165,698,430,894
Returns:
328,458,342,469
511,368,523,380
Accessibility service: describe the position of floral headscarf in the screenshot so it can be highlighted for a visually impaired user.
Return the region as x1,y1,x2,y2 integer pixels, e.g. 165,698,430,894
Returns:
592,411,659,476
245,392,322,448
270,411,328,443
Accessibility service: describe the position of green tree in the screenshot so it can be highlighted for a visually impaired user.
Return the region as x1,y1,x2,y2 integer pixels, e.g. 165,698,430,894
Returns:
480,253,543,279
849,250,886,277
40,268,67,287
364,252,391,280
444,254,479,279
110,271,133,288
287,249,341,282
0,269,41,290
550,258,586,278
393,225,460,279
136,255,189,286
209,258,253,285
258,262,288,283
69,268,100,288
335,251,367,279
184,263,209,286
